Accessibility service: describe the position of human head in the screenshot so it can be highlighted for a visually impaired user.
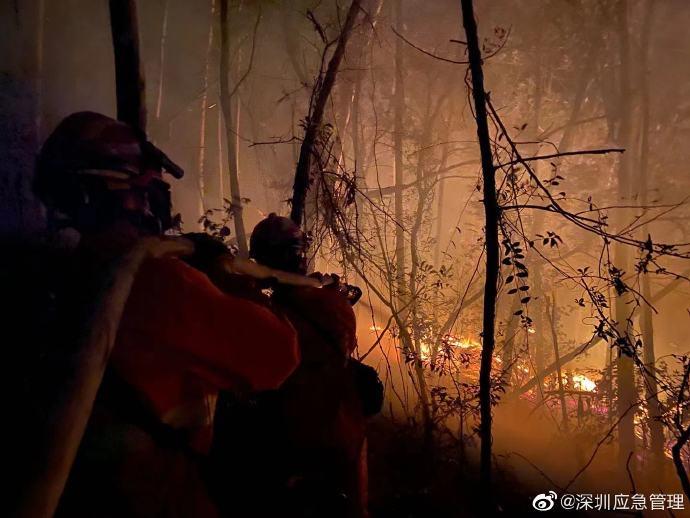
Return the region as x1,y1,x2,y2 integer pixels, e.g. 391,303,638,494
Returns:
34,111,184,236
249,213,308,274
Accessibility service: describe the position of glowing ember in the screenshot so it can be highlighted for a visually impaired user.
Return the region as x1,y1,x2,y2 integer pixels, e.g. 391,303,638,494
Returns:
369,325,384,332
527,327,536,334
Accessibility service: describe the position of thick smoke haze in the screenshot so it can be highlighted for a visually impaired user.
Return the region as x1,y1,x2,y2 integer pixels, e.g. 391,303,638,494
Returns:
4,0,690,515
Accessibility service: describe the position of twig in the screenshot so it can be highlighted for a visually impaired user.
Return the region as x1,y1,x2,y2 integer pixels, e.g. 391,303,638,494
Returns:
391,26,469,64
360,315,394,361
248,136,300,148
306,9,327,43
503,451,564,491
625,451,637,494
563,395,655,490
228,6,261,99
495,148,624,169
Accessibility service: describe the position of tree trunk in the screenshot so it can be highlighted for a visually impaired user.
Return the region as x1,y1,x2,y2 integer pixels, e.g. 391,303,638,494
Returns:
408,91,450,440
109,0,146,132
219,0,248,256
461,0,499,500
613,0,636,467
529,26,546,404
637,0,664,465
281,2,310,88
433,174,445,269
290,0,361,225
197,0,217,217
353,0,383,181
500,297,521,386
217,102,225,204
154,0,168,123
672,424,690,501
547,291,569,433
233,91,244,239
393,0,407,312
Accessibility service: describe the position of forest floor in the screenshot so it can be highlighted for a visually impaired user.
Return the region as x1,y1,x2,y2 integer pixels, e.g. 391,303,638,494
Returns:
366,417,642,517
366,417,532,517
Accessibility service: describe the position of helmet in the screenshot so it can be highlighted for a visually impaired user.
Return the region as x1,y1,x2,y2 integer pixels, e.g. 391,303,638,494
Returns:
249,213,308,273
34,111,184,232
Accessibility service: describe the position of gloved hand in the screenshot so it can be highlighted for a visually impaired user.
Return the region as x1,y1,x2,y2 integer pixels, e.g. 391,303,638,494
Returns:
308,271,341,287
308,272,362,305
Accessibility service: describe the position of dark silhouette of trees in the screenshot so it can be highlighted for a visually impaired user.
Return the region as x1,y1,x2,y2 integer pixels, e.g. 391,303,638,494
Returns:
109,0,146,132
290,0,361,225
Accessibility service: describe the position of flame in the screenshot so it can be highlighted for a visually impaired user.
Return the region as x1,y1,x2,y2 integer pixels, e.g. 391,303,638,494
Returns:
444,335,480,349
572,373,596,392
365,326,483,361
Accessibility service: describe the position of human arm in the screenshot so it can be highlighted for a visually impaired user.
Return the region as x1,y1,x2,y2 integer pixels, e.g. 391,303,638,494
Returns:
117,256,301,392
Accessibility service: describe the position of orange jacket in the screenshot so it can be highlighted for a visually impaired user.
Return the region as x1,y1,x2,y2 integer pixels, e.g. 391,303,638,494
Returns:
275,285,368,517
110,257,300,450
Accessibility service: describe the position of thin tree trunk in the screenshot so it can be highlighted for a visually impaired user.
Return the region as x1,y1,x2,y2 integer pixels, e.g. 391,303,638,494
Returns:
433,175,445,269
500,297,521,386
605,320,615,423
354,0,383,180
291,98,299,164
290,0,361,225
248,99,275,211
461,0,499,499
408,93,449,440
614,0,636,467
155,0,168,122
352,70,362,173
234,90,243,225
530,29,546,403
217,105,225,204
198,0,217,217
638,0,664,465
219,0,248,255
672,424,690,500
109,0,146,132
393,0,406,310
547,291,569,433
281,2,310,87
